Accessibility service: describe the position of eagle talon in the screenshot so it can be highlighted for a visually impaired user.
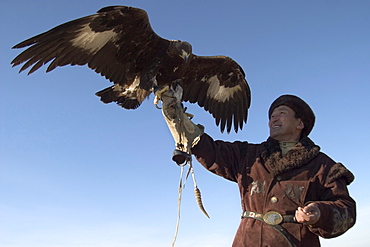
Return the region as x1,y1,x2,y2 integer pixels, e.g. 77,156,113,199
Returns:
181,106,194,119
154,85,171,109
155,85,170,98
185,112,194,119
154,95,162,109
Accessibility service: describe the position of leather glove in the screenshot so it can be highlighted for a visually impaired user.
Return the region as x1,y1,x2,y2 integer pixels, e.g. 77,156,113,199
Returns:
161,87,204,164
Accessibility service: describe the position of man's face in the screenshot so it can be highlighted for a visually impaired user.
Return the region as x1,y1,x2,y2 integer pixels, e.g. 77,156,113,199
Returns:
269,105,304,142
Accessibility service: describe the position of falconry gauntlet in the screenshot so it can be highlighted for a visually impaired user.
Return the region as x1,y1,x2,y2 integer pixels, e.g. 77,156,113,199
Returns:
161,87,204,164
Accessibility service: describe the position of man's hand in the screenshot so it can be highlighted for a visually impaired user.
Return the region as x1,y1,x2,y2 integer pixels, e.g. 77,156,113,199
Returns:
295,203,321,226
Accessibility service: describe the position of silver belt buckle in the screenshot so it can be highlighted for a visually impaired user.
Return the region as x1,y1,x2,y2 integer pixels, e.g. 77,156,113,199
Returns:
263,211,283,225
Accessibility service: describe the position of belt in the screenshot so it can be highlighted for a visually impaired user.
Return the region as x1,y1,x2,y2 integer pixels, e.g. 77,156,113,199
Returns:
241,211,297,247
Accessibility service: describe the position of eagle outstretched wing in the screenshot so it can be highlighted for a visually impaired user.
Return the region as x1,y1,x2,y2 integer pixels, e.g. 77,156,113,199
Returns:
183,55,251,133
11,5,251,133
12,6,167,109
12,6,167,81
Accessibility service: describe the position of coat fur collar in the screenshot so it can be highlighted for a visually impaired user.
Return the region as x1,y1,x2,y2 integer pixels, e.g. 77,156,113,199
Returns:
260,137,320,177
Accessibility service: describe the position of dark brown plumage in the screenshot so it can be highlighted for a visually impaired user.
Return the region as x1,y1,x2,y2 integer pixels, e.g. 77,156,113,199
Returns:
11,5,251,133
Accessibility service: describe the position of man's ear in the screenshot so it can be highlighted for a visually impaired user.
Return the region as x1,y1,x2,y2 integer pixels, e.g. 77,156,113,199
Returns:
297,119,304,130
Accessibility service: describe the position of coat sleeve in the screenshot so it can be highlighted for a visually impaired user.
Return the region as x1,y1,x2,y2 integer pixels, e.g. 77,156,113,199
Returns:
191,133,246,182
307,162,356,238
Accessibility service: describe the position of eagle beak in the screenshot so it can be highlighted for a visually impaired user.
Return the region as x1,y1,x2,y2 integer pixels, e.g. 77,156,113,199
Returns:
181,50,190,62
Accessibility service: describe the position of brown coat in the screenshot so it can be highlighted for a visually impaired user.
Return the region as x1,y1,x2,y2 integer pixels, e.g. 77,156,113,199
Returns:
192,134,356,247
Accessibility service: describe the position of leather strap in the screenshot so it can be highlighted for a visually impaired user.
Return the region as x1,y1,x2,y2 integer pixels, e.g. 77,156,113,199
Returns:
241,210,297,247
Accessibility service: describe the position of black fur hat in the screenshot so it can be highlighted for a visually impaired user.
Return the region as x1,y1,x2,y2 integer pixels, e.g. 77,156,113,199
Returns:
269,95,315,137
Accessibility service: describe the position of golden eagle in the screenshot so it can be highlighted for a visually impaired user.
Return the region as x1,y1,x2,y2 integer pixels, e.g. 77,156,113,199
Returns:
11,6,251,133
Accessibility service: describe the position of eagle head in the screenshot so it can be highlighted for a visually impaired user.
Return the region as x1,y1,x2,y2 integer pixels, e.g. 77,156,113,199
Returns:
170,40,192,62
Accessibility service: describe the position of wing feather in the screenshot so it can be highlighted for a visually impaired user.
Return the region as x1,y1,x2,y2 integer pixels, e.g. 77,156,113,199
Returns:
11,6,169,88
187,81,200,103
183,55,251,133
197,80,210,107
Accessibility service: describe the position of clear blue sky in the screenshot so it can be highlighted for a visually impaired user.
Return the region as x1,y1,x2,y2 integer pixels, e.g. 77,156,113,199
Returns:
1,0,369,246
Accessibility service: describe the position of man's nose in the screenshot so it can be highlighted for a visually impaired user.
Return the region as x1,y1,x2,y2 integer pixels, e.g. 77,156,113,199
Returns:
270,114,278,121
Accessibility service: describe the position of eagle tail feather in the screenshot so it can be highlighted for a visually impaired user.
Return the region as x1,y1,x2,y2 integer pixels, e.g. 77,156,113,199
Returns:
95,86,148,110
95,86,118,103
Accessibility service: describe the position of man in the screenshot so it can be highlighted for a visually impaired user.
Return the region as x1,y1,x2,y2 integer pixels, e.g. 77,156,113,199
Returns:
162,94,356,247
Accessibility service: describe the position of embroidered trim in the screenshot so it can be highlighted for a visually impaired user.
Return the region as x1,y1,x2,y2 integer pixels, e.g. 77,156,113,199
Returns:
250,180,266,196
332,208,354,234
283,183,304,204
